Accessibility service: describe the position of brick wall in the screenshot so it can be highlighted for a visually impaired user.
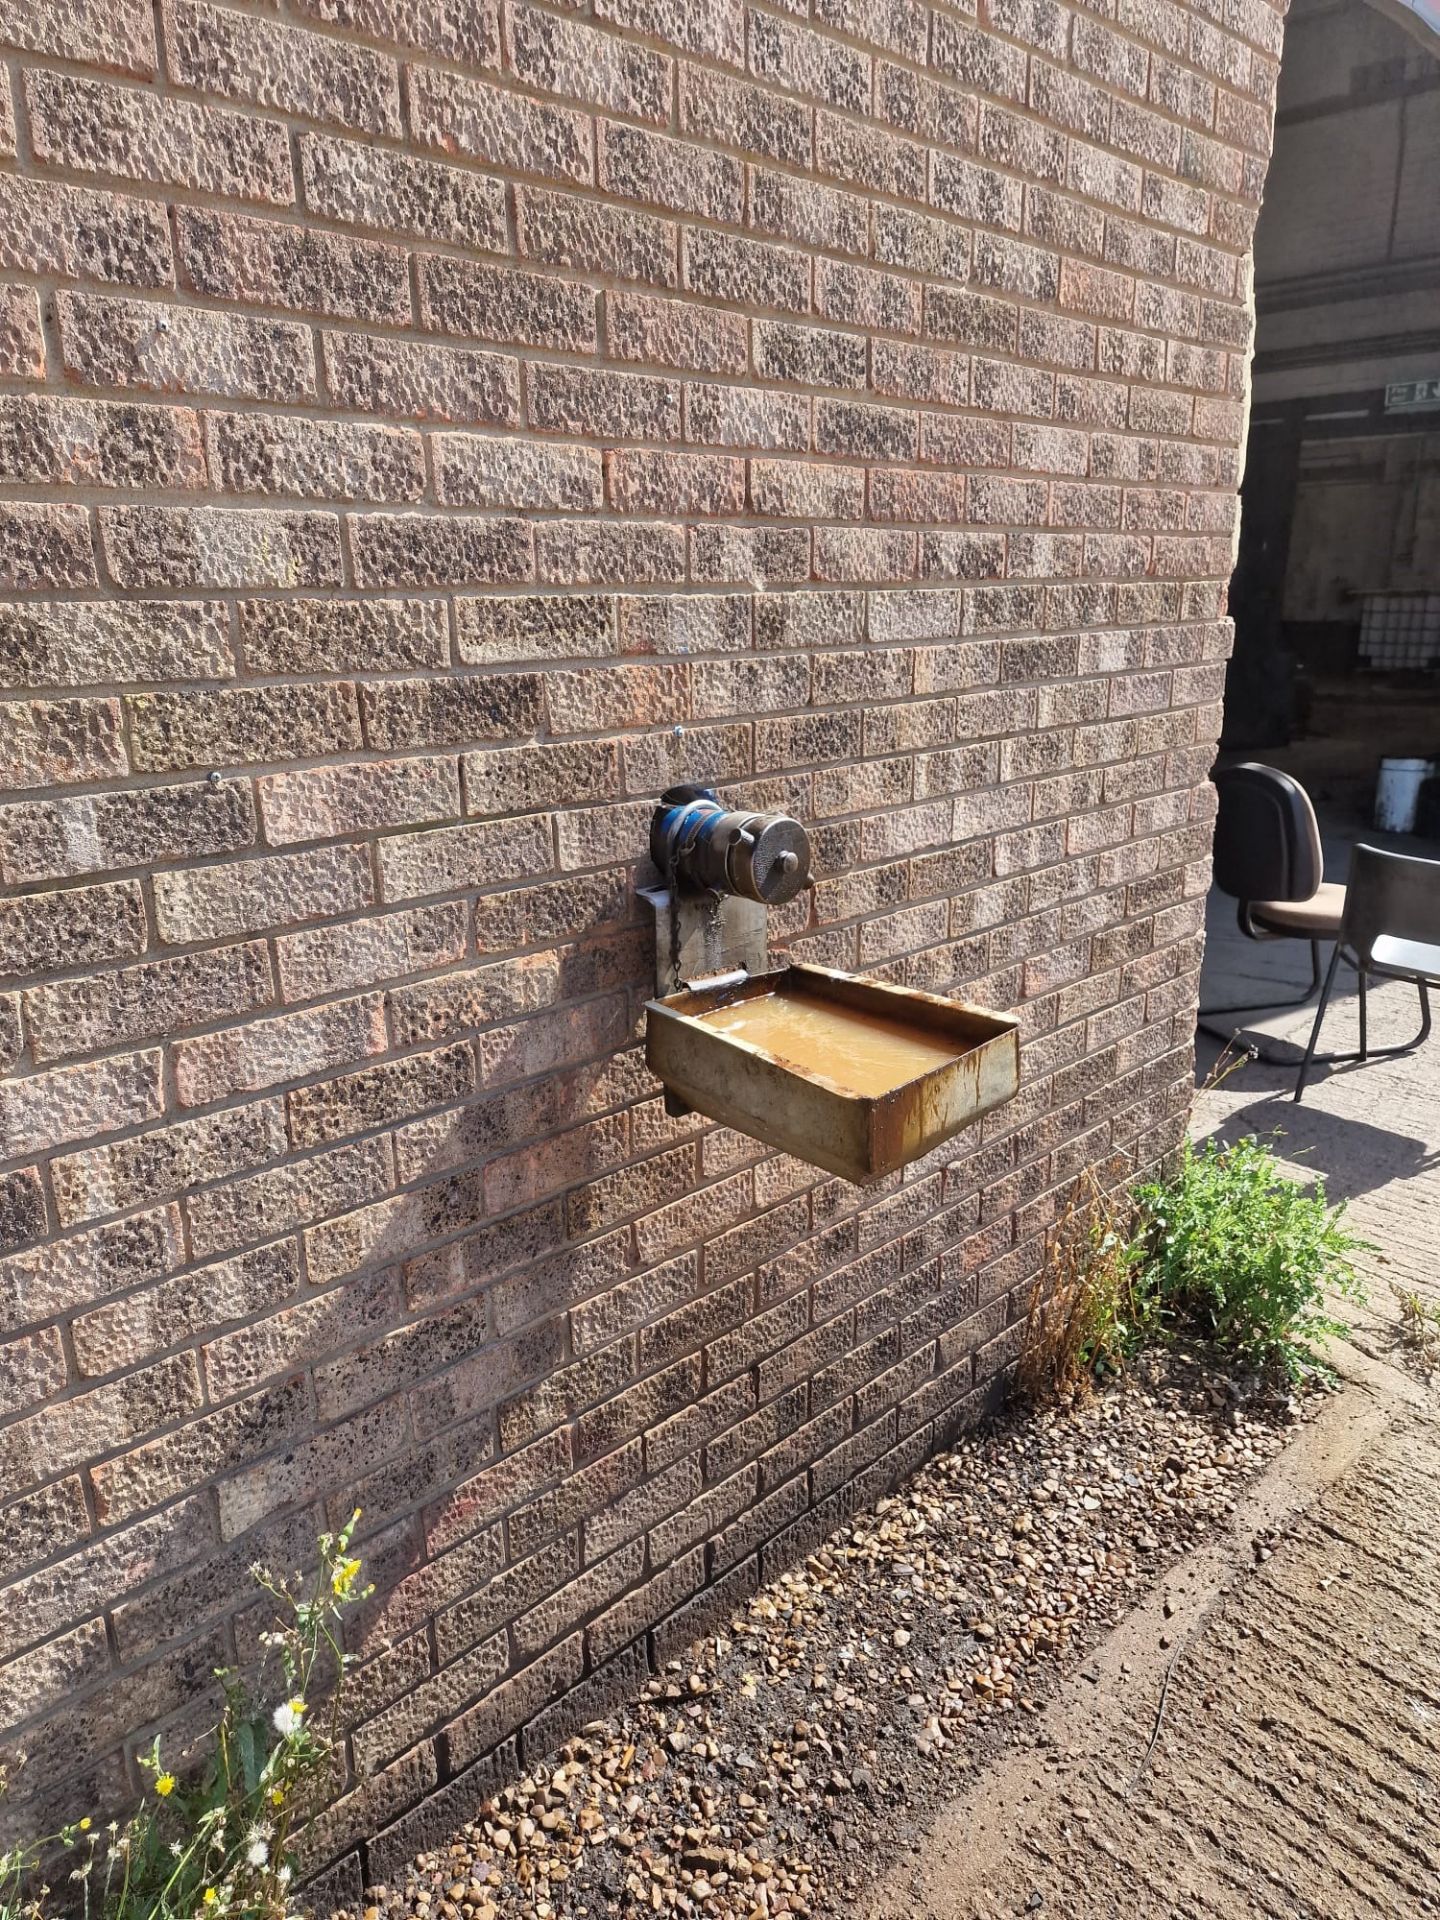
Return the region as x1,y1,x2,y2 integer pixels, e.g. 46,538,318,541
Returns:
0,0,1275,1889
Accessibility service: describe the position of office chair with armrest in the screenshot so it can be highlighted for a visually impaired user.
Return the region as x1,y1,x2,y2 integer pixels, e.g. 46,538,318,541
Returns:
1294,842,1437,1101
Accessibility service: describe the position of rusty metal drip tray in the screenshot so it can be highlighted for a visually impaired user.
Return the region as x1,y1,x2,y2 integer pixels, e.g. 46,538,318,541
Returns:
645,962,1020,1184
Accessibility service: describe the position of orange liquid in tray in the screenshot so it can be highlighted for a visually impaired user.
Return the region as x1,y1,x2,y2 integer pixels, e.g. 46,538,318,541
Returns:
696,992,963,1098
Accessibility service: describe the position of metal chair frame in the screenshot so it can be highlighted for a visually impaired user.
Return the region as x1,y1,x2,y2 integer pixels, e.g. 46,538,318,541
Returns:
1196,908,1324,1034
1294,843,1440,1101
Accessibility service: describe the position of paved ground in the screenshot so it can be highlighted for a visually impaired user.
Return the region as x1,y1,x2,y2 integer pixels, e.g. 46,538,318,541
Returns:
870,822,1440,1919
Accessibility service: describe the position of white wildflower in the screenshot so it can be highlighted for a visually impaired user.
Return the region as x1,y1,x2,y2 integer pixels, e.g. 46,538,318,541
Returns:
271,1698,306,1737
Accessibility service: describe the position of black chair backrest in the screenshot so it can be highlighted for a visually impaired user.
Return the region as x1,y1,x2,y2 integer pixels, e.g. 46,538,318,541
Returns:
1342,843,1440,966
1212,763,1324,905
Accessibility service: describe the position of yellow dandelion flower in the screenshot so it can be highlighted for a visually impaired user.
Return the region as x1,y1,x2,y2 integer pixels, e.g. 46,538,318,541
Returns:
79,1819,92,1833
203,1888,218,1905
155,1774,177,1798
269,1787,285,1807
331,1557,362,1598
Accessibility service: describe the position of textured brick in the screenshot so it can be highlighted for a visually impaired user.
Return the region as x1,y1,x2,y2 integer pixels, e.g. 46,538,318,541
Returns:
0,285,44,381
515,186,677,288
7,395,197,499
177,208,410,325
323,333,519,426
0,1052,164,1163
58,293,315,403
683,66,812,168
378,814,553,901
409,64,591,184
289,0,500,66
300,133,506,249
260,758,459,846
200,1267,397,1405
389,953,562,1047
102,505,343,591
72,1240,300,1379
52,1101,286,1228
26,942,271,1062
609,292,747,375
26,68,293,202
601,121,743,222
0,699,126,792
2,1353,202,1503
2,1215,178,1355
127,683,359,771
511,3,670,121
0,0,156,72
607,449,745,517
754,319,866,390
0,1325,68,1419
0,1167,46,1256
154,844,373,943
0,177,173,288
174,995,388,1105
90,1375,311,1524
539,522,687,585
360,674,543,750
465,740,621,815
276,902,466,1001
164,1,401,135
206,410,423,503
238,598,446,673
0,0,1261,1850
596,0,742,65
683,230,811,314
0,505,98,593
456,595,616,664
350,513,533,589
687,384,810,452
435,433,602,512
288,1044,474,1148
528,363,680,442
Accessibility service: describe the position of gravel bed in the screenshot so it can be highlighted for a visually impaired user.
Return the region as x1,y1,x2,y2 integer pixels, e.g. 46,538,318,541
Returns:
351,1350,1313,1920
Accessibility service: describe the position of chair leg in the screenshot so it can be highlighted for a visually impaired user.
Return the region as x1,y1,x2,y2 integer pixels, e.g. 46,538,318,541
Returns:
1197,933,1331,1024
1295,944,1343,1102
1301,973,1434,1075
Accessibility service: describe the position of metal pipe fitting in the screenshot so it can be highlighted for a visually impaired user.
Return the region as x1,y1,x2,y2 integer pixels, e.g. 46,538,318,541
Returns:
650,785,813,908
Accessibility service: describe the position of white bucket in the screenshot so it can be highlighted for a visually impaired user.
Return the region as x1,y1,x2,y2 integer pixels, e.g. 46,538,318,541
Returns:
1374,757,1433,833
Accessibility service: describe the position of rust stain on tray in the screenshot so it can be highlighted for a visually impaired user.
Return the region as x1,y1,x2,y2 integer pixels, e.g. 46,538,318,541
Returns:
695,991,970,1097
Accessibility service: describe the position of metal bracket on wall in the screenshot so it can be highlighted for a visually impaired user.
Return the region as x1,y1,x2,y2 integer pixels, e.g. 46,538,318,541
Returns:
638,885,770,1116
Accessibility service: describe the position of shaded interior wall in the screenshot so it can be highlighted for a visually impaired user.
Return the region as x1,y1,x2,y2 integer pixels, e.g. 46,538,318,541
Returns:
1226,0,1440,760
0,0,1271,1889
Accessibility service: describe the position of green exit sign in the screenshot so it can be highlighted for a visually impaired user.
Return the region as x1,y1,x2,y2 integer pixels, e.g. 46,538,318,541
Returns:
1385,378,1440,414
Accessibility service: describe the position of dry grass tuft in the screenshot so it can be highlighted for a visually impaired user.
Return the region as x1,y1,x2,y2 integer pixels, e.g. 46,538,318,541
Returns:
1393,1283,1440,1379
1018,1169,1148,1407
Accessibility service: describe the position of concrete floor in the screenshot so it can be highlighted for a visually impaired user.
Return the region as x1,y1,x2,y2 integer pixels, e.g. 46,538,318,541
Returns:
869,813,1440,1918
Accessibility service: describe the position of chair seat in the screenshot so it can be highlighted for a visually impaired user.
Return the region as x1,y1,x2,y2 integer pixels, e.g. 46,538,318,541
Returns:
1251,881,1346,937
1370,933,1440,985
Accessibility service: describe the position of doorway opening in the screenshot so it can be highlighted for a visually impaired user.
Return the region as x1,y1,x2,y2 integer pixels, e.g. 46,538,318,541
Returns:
1225,0,1440,826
